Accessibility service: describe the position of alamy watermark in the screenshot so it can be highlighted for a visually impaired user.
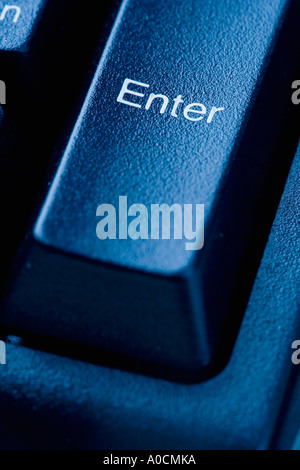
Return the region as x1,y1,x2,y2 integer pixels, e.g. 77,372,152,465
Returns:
96,196,204,251
291,80,300,105
291,340,300,365
0,340,6,365
0,80,5,105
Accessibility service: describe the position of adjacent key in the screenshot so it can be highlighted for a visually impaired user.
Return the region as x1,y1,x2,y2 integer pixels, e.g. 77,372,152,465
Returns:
0,1,116,281
0,1,44,49
0,0,115,124
0,0,73,117
1,0,300,376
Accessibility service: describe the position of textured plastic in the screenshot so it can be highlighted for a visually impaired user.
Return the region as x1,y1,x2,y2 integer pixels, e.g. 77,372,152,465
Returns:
0,0,45,51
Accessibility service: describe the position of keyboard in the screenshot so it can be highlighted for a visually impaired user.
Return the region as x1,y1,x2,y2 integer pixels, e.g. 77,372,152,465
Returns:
0,0,299,450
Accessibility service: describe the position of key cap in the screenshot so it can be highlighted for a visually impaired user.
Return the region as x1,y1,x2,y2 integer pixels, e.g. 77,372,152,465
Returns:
0,1,117,281
0,0,71,118
0,0,116,126
0,136,299,448
0,1,44,48
1,0,300,376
